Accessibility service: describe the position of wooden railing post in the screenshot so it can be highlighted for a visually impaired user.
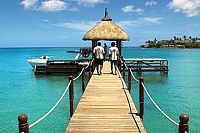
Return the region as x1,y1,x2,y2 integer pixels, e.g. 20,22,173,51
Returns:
18,114,29,133
89,61,92,79
121,56,125,79
179,114,189,133
82,65,86,93
128,68,131,92
139,77,144,120
118,56,122,72
92,59,95,72
69,76,74,118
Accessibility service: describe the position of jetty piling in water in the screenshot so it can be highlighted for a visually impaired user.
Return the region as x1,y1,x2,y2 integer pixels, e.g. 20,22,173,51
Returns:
179,114,189,133
128,68,132,92
82,65,86,93
139,77,144,120
69,76,74,118
18,114,29,133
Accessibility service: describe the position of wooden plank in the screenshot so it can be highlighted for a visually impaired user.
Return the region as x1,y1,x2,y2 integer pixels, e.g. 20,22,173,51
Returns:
65,61,147,133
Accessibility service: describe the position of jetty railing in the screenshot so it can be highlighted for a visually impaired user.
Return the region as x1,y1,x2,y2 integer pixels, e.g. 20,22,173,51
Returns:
18,59,94,133
120,57,189,133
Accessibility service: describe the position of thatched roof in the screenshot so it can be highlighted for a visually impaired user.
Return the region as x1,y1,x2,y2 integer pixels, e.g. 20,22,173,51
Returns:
83,8,130,41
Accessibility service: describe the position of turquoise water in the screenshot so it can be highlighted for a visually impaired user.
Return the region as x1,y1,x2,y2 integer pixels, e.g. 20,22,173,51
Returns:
0,47,199,132
123,48,200,132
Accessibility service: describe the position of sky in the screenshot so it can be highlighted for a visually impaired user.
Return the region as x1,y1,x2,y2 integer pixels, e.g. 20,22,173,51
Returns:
0,0,200,47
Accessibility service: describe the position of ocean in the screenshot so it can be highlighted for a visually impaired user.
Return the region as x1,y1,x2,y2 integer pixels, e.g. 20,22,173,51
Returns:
0,47,199,133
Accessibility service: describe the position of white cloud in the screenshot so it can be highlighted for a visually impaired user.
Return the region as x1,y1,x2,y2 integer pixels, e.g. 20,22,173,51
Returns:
38,0,67,11
74,0,106,7
117,20,139,28
145,1,157,6
21,0,38,9
56,21,97,31
55,17,163,32
117,17,163,29
122,5,134,13
121,5,144,14
43,19,50,22
141,17,163,24
21,0,79,12
168,0,200,17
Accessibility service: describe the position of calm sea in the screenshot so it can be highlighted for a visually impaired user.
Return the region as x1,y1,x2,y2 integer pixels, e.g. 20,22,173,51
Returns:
0,47,199,133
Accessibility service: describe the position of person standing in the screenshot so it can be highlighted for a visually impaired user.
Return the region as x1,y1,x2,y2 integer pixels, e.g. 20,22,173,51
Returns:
109,42,119,75
93,42,105,75
103,43,108,60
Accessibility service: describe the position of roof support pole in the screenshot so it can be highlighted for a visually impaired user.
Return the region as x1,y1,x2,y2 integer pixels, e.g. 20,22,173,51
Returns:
116,40,122,57
116,40,122,71
92,40,97,58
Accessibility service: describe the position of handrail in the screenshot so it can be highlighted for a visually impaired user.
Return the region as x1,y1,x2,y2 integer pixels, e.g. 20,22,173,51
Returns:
141,82,179,127
121,58,179,127
73,67,85,81
120,57,139,82
73,59,92,81
29,80,72,128
116,67,127,89
29,60,93,128
129,69,139,82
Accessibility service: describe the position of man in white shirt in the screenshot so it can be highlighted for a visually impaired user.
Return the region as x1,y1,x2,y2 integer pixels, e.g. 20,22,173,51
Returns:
93,42,105,75
109,42,119,75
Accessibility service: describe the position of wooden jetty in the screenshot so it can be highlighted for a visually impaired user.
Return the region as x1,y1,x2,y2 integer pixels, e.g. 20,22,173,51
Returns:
124,58,168,73
65,61,146,133
18,9,190,133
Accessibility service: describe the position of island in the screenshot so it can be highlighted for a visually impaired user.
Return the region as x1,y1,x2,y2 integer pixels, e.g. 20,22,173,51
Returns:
140,36,200,48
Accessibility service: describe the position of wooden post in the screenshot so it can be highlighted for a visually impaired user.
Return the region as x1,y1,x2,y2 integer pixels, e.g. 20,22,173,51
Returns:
121,56,125,79
92,41,95,58
69,76,74,118
128,69,131,92
92,40,97,58
116,40,122,56
179,114,189,133
82,65,86,93
139,77,144,120
116,40,122,71
89,61,92,79
18,114,29,133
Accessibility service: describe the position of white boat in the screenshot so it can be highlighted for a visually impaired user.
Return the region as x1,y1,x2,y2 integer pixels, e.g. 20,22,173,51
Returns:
27,56,50,67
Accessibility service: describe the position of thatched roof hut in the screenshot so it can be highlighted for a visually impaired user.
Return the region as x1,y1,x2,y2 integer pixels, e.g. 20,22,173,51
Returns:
83,9,129,41
83,8,130,57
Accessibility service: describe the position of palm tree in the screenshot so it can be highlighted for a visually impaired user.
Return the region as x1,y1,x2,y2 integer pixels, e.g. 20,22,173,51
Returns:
189,36,192,40
183,35,187,43
154,38,157,44
174,36,177,40
183,35,187,40
145,40,151,44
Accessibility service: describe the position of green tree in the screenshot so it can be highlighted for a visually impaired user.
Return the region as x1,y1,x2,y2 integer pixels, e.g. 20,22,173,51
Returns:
192,38,196,43
174,36,177,40
145,40,151,44
183,35,187,40
154,38,157,44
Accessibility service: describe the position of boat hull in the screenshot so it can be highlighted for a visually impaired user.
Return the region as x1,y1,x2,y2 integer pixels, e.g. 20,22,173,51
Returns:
27,59,47,67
